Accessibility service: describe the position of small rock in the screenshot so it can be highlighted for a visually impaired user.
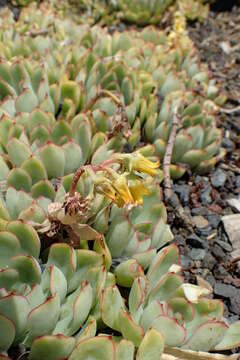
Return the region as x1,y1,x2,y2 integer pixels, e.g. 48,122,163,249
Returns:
205,274,216,288
227,197,240,213
220,41,232,54
192,215,209,228
200,186,212,205
211,244,226,259
221,214,240,257
196,225,212,237
213,265,229,278
174,234,185,247
230,296,240,315
180,255,193,269
174,184,190,205
236,176,240,188
214,283,238,298
194,175,204,185
190,248,206,261
169,192,180,208
191,207,209,216
215,239,233,252
202,253,216,270
207,213,220,228
211,168,227,188
187,234,208,249
221,138,235,151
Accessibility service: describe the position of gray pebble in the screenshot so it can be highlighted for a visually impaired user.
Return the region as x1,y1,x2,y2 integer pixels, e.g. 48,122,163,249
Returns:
214,283,238,298
187,234,208,249
202,253,216,270
211,168,227,188
190,248,206,261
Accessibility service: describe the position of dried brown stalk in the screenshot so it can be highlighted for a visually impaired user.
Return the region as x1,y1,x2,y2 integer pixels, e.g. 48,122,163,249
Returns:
84,89,131,139
163,107,179,201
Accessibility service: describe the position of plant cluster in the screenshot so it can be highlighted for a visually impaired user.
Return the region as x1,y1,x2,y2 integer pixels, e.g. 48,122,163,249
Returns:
0,5,226,179
0,2,239,360
13,0,210,24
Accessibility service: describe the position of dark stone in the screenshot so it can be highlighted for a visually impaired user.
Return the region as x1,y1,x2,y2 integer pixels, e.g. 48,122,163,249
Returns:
187,234,208,249
215,239,233,252
191,207,209,216
194,175,204,185
207,213,220,229
169,192,180,208
230,296,240,315
211,168,227,188
214,283,238,298
213,265,229,278
195,225,212,237
180,255,193,269
174,234,185,247
200,186,212,205
211,244,226,259
190,248,206,261
205,274,216,288
174,184,190,205
202,253,216,270
0,0,7,8
221,138,235,151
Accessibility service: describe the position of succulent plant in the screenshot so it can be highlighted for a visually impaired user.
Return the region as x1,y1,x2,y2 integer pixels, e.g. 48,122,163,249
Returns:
101,244,240,353
0,242,105,354
1,239,239,360
0,57,130,223
23,0,209,25
11,0,36,5
105,183,173,277
0,4,226,178
109,0,210,24
108,0,175,25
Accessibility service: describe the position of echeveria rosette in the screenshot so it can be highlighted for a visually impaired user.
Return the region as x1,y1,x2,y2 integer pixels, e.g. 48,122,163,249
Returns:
0,58,129,225
101,244,240,354
0,241,165,360
109,0,175,25
0,243,105,353
105,183,173,276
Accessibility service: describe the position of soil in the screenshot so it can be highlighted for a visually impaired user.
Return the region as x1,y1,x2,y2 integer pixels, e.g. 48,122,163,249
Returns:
168,6,240,355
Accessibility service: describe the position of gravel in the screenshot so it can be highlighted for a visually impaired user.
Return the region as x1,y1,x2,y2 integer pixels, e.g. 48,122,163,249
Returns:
211,168,227,188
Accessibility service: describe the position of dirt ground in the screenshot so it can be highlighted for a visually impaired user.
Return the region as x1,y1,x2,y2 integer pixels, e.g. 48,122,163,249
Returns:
170,6,240,354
